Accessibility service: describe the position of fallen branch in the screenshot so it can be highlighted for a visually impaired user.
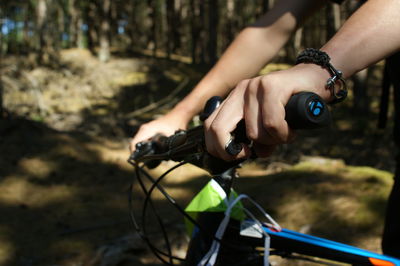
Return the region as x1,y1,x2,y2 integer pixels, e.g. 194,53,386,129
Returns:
124,77,190,119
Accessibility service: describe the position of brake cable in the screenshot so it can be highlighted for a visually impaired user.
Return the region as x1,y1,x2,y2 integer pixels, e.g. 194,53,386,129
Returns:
131,164,176,265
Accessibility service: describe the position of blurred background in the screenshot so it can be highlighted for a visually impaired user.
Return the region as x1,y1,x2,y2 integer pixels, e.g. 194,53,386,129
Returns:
0,0,398,265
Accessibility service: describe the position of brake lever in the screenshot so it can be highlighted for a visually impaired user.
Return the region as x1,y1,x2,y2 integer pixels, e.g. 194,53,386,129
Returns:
129,127,205,168
128,134,169,168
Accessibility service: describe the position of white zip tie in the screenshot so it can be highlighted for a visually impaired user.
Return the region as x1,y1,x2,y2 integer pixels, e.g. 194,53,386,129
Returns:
198,193,281,266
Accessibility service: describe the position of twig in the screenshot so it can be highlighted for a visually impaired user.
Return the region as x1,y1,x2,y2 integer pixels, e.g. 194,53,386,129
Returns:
124,77,189,119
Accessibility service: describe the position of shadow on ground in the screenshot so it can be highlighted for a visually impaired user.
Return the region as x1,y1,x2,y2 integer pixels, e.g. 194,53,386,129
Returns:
0,118,175,265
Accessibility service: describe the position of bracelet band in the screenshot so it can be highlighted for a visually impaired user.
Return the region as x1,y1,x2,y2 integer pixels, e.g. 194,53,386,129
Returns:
296,48,348,104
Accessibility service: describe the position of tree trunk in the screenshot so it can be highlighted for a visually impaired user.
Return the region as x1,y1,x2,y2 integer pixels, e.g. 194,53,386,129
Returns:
110,0,118,47
347,0,370,114
86,2,99,53
352,69,370,114
167,0,181,57
77,17,85,48
56,2,65,50
262,0,270,13
127,0,137,48
224,0,235,47
23,2,33,53
148,0,158,57
294,28,303,53
207,0,219,65
199,1,207,64
70,1,84,48
0,13,3,117
190,0,200,64
69,0,78,47
173,0,182,53
36,0,47,64
127,0,148,51
326,3,341,39
99,0,111,62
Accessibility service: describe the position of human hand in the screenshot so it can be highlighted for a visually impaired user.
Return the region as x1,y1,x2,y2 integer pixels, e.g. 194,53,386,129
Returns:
129,114,188,153
204,63,332,161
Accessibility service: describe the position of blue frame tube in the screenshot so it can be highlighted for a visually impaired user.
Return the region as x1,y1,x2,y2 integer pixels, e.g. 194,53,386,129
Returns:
265,227,400,265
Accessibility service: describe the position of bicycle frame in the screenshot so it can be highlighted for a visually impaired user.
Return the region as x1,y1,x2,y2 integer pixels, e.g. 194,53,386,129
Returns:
184,165,400,266
129,93,400,265
265,227,400,265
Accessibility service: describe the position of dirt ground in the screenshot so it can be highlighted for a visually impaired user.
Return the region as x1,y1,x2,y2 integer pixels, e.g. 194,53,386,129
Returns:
0,49,398,265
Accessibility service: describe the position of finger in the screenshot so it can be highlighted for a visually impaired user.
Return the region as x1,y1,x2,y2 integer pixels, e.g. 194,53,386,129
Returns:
129,124,159,153
205,82,252,161
204,97,228,159
260,87,294,144
244,77,274,145
129,140,136,153
130,134,143,153
206,103,246,161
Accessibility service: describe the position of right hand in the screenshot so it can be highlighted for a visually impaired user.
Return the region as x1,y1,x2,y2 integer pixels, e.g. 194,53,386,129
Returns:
129,114,188,153
204,63,332,161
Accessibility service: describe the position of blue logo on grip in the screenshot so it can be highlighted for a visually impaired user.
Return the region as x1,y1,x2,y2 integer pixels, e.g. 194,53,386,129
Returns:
308,99,324,117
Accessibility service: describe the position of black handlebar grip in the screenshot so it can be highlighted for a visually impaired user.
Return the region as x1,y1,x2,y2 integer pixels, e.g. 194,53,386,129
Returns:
284,91,331,129
200,96,223,121
225,91,331,156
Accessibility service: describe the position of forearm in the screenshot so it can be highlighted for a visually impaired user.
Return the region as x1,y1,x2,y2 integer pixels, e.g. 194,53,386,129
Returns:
170,26,291,122
322,0,400,78
170,0,326,123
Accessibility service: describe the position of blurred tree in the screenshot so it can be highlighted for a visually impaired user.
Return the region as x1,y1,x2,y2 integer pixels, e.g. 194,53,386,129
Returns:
98,0,111,62
166,0,181,57
346,0,370,115
36,0,48,63
0,8,3,117
148,0,157,56
85,1,99,52
262,0,270,13
189,0,201,64
326,2,341,39
0,0,377,95
68,0,78,47
207,0,219,65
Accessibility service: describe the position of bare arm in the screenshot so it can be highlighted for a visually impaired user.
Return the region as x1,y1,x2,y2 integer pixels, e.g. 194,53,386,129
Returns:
205,0,400,161
323,0,400,78
171,0,327,124
130,0,327,151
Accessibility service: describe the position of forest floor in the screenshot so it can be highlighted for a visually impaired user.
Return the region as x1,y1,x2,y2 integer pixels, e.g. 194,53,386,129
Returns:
0,49,398,266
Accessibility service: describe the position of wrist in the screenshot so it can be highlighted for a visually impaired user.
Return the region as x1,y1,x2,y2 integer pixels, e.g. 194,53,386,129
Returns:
290,63,334,101
295,48,348,104
167,101,197,126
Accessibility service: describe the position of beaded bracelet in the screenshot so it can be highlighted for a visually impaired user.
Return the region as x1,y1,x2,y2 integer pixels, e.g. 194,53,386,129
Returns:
296,48,348,104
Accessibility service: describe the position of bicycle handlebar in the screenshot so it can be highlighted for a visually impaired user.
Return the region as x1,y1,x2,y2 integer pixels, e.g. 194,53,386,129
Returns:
129,91,331,173
226,91,331,155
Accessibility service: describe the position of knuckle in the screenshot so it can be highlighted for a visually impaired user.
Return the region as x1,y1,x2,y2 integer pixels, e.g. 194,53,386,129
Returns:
246,127,258,141
204,118,212,129
262,118,281,137
247,79,260,95
209,120,223,134
260,75,275,91
138,123,149,132
262,118,276,131
238,79,251,89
